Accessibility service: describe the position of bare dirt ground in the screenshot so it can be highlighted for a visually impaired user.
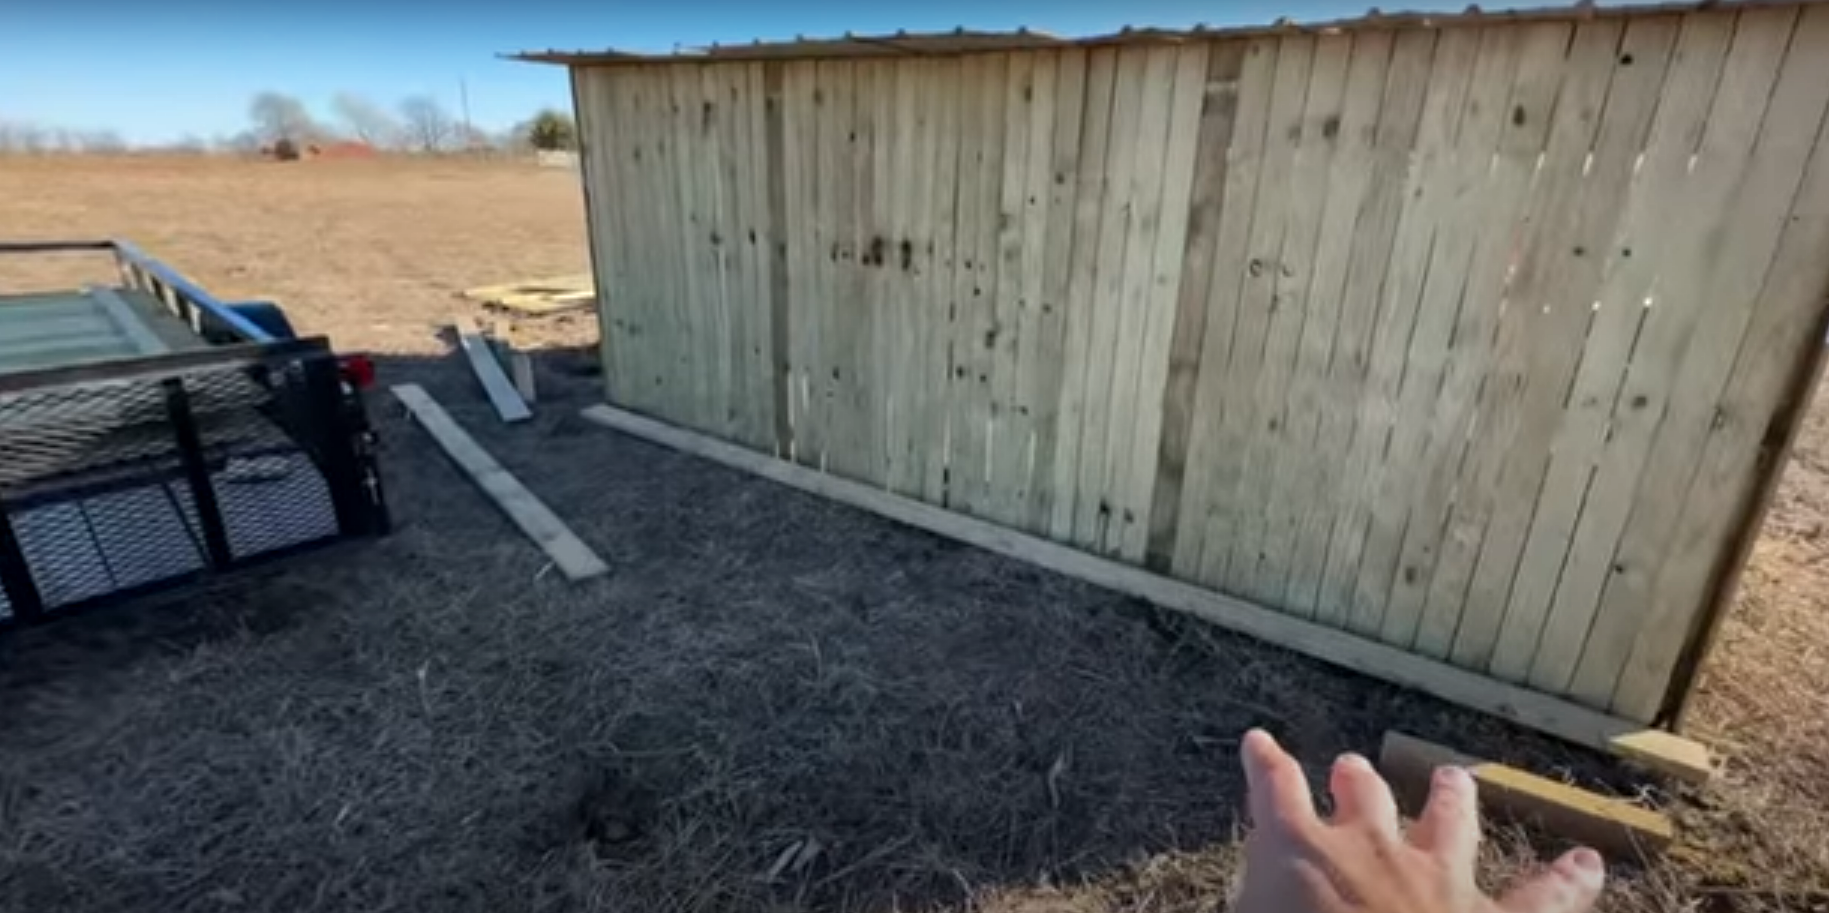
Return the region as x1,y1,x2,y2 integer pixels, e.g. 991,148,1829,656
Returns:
0,156,1824,912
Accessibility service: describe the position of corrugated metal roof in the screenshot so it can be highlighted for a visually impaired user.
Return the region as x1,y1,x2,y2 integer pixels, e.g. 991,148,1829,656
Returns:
509,0,1809,66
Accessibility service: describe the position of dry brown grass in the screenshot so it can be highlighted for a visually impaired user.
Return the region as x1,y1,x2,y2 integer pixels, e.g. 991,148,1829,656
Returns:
0,155,1825,913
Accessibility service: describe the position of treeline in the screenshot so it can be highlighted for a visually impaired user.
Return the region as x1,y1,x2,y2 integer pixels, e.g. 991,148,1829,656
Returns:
0,123,131,154
0,91,577,155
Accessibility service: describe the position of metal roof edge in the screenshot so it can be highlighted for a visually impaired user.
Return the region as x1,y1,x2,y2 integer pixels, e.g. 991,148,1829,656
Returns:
505,0,1816,66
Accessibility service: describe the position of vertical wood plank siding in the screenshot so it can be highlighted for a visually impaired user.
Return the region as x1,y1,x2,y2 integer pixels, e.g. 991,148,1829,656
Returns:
574,6,1829,723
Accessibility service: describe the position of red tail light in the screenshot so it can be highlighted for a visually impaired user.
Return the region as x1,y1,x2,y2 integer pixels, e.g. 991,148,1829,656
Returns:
340,354,377,389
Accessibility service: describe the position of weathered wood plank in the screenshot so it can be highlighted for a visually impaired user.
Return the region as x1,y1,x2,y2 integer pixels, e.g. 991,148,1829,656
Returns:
740,62,778,452
943,54,989,508
1010,51,1062,533
1355,26,1521,648
764,62,794,456
1144,41,1248,572
920,58,964,505
1405,23,1569,658
1321,25,1482,634
1288,31,1439,624
1027,49,1089,532
701,65,741,444
667,68,713,432
457,319,533,423
396,385,607,581
1103,44,1189,560
988,51,1038,527
627,68,674,417
1071,46,1147,550
574,71,626,406
1270,30,1397,615
1207,33,1324,585
1048,47,1120,541
1226,33,1348,600
1173,36,1283,580
880,58,920,494
1445,20,1627,675
791,60,831,467
1429,20,1595,669
948,53,1007,513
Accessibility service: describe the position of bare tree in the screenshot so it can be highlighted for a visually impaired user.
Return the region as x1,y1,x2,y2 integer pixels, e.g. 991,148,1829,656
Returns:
397,95,453,153
16,123,45,154
81,129,127,154
249,91,316,143
333,92,399,148
218,130,263,154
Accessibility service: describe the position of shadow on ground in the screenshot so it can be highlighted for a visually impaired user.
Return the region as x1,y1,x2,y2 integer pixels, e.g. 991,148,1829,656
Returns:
0,343,1653,913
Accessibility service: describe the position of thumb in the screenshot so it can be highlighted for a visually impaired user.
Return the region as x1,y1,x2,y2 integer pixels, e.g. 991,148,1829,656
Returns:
1495,848,1605,913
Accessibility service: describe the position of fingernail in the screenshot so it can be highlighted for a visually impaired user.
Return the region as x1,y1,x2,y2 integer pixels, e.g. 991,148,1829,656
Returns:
1568,848,1603,876
1336,752,1373,772
1434,765,1473,789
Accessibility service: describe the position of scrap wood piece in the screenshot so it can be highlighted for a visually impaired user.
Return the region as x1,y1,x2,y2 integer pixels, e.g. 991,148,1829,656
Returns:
576,404,1664,753
461,273,596,315
1379,731,1675,862
1606,729,1714,786
455,317,532,423
393,384,607,581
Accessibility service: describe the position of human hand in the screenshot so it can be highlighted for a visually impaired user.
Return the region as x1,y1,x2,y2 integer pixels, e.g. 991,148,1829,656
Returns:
1235,729,1605,913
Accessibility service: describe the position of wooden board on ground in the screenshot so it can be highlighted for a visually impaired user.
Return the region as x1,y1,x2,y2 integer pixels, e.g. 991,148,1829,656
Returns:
1379,731,1676,862
394,384,607,581
456,318,533,423
461,274,597,315
577,401,1714,764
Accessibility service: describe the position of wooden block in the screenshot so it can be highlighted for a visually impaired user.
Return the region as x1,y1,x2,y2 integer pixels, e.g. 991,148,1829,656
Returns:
509,351,537,404
1606,730,1713,786
393,385,606,581
460,274,594,301
1379,731,1674,862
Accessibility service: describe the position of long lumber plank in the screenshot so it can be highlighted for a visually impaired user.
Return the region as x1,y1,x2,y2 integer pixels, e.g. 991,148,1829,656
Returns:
577,400,1702,759
394,385,607,581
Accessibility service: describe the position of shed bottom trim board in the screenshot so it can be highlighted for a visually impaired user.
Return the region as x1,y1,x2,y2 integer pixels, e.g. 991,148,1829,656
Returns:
577,403,1705,765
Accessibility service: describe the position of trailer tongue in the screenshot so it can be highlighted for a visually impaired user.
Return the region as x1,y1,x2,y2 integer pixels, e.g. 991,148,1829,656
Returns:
0,240,389,626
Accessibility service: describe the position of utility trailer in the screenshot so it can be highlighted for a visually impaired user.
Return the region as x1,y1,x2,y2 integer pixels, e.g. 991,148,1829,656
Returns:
0,240,389,626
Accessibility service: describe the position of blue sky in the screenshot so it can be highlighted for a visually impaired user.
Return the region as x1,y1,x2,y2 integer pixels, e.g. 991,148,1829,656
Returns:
2,0,1498,145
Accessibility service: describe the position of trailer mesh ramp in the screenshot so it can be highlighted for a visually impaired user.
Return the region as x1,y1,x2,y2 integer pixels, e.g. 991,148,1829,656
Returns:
0,356,343,621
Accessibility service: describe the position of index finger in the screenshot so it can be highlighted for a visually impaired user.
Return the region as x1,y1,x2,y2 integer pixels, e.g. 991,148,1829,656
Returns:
1241,729,1319,833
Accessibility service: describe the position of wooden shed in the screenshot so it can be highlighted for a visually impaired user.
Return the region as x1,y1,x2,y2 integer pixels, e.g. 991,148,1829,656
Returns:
523,0,1829,755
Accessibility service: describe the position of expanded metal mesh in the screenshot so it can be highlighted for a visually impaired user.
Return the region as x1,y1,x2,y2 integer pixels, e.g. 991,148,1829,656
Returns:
0,354,351,621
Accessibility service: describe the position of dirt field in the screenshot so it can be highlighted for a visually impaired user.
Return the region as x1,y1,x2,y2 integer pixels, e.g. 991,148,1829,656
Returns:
1,156,1825,912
